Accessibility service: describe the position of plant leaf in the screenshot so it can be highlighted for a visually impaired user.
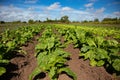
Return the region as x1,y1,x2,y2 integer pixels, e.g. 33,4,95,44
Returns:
81,45,90,53
96,60,105,66
90,59,97,66
86,38,96,47
0,67,6,76
112,59,120,71
58,67,77,80
48,67,57,80
29,67,41,80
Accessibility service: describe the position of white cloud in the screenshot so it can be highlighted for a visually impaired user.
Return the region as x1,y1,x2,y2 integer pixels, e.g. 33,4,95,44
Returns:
85,3,93,7
28,7,35,10
47,2,61,10
24,0,38,4
95,7,105,14
72,10,89,14
0,4,91,22
0,5,101,22
62,7,73,11
113,11,120,16
86,7,94,12
0,2,119,22
0,5,47,21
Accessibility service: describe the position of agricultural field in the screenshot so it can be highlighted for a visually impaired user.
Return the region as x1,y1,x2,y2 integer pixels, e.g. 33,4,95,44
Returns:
0,23,120,80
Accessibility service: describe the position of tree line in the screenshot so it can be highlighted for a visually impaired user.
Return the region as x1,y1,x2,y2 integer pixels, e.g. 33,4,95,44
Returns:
0,15,120,24
81,17,120,24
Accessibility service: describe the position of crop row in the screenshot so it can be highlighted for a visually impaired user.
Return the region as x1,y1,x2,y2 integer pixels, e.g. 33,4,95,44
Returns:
0,25,43,76
55,25,120,75
30,26,76,80
54,24,120,40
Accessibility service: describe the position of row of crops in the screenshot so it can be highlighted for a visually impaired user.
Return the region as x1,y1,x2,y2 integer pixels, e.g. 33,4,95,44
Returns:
29,27,77,80
0,25,43,76
55,24,120,39
0,24,120,80
56,25,120,72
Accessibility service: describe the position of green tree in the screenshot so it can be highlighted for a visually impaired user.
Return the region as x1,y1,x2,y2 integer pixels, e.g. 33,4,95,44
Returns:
102,18,111,21
102,17,120,24
12,20,21,23
0,21,5,24
45,18,53,22
82,20,88,23
28,19,34,24
60,15,70,23
46,18,49,22
22,21,27,23
94,18,99,22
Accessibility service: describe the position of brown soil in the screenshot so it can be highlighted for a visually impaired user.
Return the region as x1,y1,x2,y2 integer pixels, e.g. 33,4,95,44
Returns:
0,32,117,80
0,41,37,80
59,43,114,80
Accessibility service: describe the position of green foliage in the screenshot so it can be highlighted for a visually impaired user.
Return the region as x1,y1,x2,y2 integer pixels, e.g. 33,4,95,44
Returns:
0,67,6,76
33,47,76,80
0,25,43,76
94,18,99,22
29,67,41,80
112,59,120,71
58,67,77,80
28,19,34,24
60,15,70,23
79,33,120,72
102,17,120,24
30,27,76,80
0,23,120,78
55,24,120,74
0,54,9,76
0,21,5,24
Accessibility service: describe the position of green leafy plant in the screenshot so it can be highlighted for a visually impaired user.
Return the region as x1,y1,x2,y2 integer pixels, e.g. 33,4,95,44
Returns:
30,49,76,80
55,24,120,74
80,36,120,72
30,27,77,80
0,25,43,76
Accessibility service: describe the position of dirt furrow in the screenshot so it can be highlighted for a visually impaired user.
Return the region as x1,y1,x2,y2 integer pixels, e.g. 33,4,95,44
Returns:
59,43,113,80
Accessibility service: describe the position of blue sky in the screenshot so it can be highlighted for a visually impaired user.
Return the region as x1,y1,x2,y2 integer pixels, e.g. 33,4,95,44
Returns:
0,0,120,22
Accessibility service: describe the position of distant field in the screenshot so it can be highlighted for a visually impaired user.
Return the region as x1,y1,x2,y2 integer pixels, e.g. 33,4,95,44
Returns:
0,23,30,33
0,23,120,33
70,23,120,30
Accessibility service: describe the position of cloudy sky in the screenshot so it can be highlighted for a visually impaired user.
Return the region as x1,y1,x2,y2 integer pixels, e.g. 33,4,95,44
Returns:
0,0,120,22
